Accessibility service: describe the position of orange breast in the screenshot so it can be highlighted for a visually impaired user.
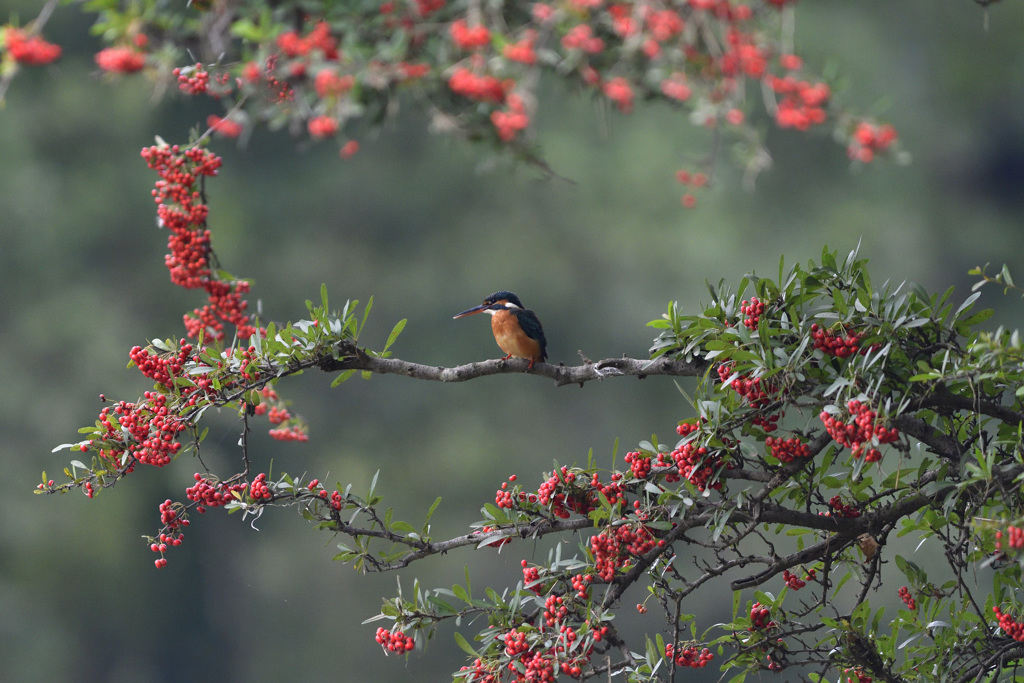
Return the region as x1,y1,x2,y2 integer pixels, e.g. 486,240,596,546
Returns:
491,310,543,362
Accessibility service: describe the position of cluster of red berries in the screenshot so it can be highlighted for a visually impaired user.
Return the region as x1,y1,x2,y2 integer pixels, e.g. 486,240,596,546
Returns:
152,499,190,567
718,364,785,431
717,364,771,408
769,74,830,131
448,66,513,104
249,473,272,500
827,495,861,518
266,406,292,425
495,474,518,509
307,115,339,138
661,72,692,102
500,625,601,682
664,643,714,668
95,393,186,468
314,69,355,98
721,30,768,79
247,371,309,441
95,46,146,73
502,31,537,65
749,602,774,630
995,526,1024,551
3,27,62,65
783,568,816,590
276,21,339,59
141,144,257,344
993,606,1024,642
677,422,700,438
844,669,873,683
740,297,765,330
537,466,579,519
375,627,415,654
462,616,608,682
129,343,193,390
269,425,310,441
503,631,561,682
490,93,529,142
898,586,916,611
765,436,811,463
624,450,653,479
848,121,898,163
450,19,491,50
820,401,899,462
536,467,626,519
207,114,243,138
543,594,569,628
186,473,247,512
602,77,634,114
458,658,499,683
669,440,724,491
810,323,867,357
173,63,210,95
561,23,605,54
570,573,592,600
521,560,543,593
674,169,708,208
590,524,657,581
186,279,256,344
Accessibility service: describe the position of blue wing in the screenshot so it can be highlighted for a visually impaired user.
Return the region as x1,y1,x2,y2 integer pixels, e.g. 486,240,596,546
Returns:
514,309,548,361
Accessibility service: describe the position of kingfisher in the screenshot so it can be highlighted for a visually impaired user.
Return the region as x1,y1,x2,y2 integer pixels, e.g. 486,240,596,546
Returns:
453,291,548,369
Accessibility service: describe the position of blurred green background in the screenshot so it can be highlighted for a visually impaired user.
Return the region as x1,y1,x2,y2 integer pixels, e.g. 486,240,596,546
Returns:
3,1,1023,681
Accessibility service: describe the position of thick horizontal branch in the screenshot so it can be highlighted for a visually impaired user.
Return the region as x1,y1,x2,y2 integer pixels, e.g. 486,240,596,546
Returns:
919,387,1024,428
319,347,708,387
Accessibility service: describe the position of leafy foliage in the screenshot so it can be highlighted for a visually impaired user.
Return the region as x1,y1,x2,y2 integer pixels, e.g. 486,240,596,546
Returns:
11,1,1021,681
4,0,904,202
43,236,1024,681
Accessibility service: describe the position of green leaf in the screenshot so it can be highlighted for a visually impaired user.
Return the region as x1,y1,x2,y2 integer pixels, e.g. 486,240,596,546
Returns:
453,631,478,657
958,308,994,328
331,369,357,387
391,520,416,535
832,288,848,317
424,497,442,527
384,318,407,352
320,283,329,314
359,295,374,338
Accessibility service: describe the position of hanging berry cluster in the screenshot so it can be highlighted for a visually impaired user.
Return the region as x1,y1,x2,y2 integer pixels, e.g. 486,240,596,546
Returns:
20,0,905,193
783,568,816,590
811,323,870,357
820,400,899,462
993,606,1024,642
898,586,916,611
718,363,783,431
664,642,714,668
375,627,416,654
2,27,61,65
996,525,1024,552
827,495,862,518
141,144,257,344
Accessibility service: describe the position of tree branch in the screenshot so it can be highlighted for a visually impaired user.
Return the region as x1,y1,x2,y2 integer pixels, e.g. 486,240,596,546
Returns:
318,346,708,387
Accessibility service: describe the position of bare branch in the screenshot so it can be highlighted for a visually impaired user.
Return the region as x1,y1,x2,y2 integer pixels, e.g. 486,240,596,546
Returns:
318,346,709,387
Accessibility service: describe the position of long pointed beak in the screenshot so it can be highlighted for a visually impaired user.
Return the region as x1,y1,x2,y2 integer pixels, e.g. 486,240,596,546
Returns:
453,304,488,319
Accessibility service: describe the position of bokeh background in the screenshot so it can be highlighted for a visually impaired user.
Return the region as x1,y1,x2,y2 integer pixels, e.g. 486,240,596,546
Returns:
3,1,1024,681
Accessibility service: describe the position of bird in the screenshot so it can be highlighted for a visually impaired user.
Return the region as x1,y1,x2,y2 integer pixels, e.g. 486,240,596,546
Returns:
453,290,548,369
